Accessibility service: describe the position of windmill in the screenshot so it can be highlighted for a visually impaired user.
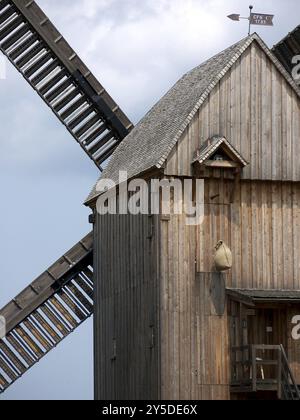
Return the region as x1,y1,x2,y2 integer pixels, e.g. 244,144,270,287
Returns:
0,0,133,394
1,0,300,400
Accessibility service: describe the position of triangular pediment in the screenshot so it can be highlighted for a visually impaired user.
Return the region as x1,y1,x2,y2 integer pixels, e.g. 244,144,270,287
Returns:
193,136,249,169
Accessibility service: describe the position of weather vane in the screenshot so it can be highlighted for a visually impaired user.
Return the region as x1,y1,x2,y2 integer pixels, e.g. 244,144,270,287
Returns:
228,5,274,36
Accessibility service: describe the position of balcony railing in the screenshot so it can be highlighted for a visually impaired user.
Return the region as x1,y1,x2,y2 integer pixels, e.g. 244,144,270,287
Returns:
231,345,300,400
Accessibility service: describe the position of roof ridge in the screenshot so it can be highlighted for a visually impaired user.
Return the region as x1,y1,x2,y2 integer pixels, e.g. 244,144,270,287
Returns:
184,35,251,76
133,36,252,134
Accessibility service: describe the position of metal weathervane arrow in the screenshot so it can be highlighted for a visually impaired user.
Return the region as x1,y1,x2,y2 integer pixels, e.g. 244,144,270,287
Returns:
228,5,274,36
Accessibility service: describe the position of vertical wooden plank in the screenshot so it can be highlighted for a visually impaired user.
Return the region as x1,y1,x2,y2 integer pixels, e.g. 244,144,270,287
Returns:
190,115,199,176
240,182,253,288
230,185,241,288
230,61,240,152
282,184,293,289
261,182,272,289
201,98,210,145
177,128,188,176
250,43,258,179
284,87,293,181
261,54,272,180
219,71,231,139
209,82,220,135
251,182,264,288
281,85,288,181
240,47,251,167
173,215,180,399
271,183,282,289
160,218,169,399
271,66,282,180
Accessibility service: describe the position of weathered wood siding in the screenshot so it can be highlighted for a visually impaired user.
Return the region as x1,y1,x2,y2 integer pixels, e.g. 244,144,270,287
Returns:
197,178,300,289
160,178,300,398
165,41,300,181
160,213,230,400
94,214,160,400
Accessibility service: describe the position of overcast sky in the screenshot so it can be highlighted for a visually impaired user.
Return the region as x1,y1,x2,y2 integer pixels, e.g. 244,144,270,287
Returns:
0,0,299,401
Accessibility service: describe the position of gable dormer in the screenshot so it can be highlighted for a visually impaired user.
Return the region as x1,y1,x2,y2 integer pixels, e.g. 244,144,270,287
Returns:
193,136,248,178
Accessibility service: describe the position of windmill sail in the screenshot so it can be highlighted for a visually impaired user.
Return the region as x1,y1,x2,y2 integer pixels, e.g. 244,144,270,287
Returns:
272,25,300,77
0,0,133,169
0,233,93,394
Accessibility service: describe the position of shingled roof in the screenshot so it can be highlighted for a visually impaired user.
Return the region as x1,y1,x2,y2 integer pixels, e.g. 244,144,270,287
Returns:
86,33,300,205
227,288,300,305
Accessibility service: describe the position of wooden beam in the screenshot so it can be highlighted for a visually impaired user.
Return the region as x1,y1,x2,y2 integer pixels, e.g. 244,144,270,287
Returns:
204,160,242,168
226,289,255,307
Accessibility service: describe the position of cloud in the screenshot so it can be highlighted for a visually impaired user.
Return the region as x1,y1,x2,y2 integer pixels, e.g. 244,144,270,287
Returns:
38,0,229,120
37,0,300,124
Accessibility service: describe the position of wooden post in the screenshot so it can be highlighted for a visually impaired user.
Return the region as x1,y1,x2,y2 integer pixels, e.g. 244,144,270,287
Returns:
277,348,282,399
252,346,257,392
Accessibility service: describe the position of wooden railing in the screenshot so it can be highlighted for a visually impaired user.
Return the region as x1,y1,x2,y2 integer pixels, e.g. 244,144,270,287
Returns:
231,345,300,400
231,345,252,387
280,345,300,400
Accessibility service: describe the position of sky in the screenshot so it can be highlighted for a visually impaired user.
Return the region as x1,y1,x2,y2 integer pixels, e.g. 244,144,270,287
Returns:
0,0,299,401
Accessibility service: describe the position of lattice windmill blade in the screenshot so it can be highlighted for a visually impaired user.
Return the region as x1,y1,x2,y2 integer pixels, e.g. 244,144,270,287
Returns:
0,0,134,169
0,233,94,394
272,25,300,77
